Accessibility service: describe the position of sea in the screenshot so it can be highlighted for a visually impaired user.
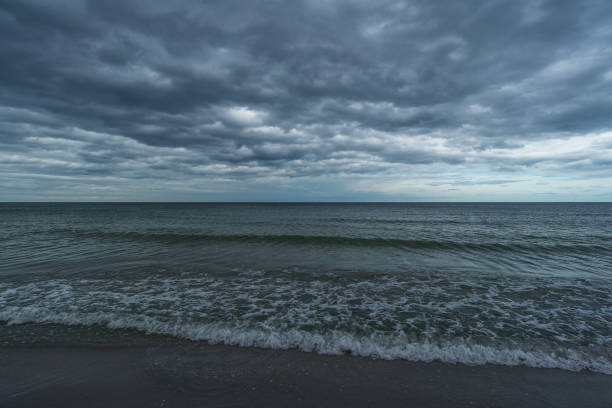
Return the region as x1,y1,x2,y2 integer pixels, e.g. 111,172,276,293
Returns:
1,202,610,374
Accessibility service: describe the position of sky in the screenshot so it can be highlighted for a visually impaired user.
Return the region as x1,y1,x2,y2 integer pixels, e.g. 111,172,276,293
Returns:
1,0,612,202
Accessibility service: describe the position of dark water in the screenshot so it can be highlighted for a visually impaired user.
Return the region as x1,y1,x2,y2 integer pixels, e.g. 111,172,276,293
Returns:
1,203,611,373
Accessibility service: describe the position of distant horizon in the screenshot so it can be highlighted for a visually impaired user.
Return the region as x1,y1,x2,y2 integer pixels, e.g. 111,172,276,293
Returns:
3,200,612,204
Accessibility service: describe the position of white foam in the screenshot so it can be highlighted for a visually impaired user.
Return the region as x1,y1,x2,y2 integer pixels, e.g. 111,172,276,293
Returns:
1,306,610,374
1,274,610,374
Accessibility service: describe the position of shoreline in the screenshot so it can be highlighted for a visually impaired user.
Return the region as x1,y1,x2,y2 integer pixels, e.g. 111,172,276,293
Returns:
2,342,611,407
2,319,609,375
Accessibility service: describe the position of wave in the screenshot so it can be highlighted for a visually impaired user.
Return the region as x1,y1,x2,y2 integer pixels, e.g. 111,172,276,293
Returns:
39,229,612,254
1,272,610,374
1,310,610,374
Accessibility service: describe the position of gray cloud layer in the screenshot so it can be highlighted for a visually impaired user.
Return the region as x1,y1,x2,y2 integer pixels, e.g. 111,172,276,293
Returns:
1,0,612,200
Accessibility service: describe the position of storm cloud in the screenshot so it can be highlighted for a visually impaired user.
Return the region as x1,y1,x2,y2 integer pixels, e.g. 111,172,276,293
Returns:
1,0,612,200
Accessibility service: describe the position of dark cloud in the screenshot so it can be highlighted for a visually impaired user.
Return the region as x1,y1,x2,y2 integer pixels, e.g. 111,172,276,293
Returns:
1,0,612,200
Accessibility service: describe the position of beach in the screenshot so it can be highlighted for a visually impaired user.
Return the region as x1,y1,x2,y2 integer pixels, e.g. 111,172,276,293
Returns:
2,203,611,406
4,0,612,405
2,342,611,407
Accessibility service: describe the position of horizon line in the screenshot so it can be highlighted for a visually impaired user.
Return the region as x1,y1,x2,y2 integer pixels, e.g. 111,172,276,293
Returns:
2,201,611,204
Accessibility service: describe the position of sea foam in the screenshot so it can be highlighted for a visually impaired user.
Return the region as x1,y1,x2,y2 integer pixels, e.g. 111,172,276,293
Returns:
1,272,610,374
2,305,611,374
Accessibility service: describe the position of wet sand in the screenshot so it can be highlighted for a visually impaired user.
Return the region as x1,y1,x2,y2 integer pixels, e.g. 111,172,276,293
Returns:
1,343,610,408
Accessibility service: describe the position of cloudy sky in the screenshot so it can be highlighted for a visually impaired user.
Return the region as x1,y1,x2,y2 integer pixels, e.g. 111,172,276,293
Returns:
1,0,612,201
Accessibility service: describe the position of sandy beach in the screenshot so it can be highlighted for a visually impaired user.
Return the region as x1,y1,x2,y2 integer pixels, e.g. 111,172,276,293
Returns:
4,0,612,404
1,343,610,408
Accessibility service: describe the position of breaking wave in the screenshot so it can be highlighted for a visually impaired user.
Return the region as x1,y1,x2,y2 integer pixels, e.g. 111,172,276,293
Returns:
1,272,610,374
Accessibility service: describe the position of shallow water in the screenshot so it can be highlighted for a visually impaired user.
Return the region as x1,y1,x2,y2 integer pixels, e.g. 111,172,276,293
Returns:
1,203,611,373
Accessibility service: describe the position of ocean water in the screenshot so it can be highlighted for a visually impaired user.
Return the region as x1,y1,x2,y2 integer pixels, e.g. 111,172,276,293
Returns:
1,203,611,373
